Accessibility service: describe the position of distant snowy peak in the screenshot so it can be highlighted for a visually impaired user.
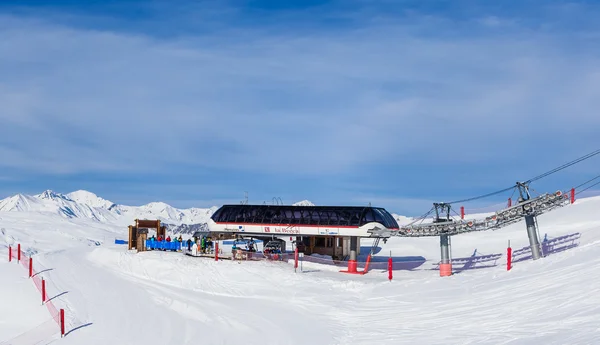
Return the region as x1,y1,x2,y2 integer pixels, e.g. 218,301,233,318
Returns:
36,189,71,201
66,190,116,209
0,194,42,212
137,202,186,221
293,200,315,206
0,190,117,222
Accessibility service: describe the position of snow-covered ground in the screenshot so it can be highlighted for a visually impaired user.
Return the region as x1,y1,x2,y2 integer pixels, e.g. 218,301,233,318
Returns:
1,195,600,344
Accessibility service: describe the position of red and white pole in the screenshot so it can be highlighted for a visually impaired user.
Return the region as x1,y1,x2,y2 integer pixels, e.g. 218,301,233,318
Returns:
460,206,465,219
18,244,21,261
294,247,299,272
8,246,11,262
29,258,33,278
42,278,46,304
507,240,512,271
215,242,219,261
571,188,575,204
60,309,65,337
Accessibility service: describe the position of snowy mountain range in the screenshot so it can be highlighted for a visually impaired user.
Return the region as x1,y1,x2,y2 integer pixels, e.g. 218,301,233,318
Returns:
0,190,218,227
0,190,411,231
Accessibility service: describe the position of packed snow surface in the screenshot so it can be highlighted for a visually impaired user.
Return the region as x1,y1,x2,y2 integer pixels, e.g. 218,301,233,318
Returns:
1,195,600,344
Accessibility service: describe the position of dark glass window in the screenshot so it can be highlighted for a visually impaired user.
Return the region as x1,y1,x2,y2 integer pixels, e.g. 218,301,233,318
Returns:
302,210,311,225
313,210,322,225
212,208,223,221
211,205,398,228
372,208,386,224
349,210,361,226
327,211,338,225
362,208,374,223
293,210,303,224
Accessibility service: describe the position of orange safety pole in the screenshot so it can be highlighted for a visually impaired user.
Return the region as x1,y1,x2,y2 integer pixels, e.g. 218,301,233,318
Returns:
363,254,372,274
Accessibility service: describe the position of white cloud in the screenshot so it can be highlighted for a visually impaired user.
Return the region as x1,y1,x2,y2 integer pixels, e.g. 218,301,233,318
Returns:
0,5,599,180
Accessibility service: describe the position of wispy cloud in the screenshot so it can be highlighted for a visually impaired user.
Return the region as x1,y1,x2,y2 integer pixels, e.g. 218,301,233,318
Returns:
1,1,600,210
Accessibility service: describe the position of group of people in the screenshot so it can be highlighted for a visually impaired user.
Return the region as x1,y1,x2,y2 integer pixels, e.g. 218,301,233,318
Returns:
232,239,257,252
186,235,214,255
149,235,183,243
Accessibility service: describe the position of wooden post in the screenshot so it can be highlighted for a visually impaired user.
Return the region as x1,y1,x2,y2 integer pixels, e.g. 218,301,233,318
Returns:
128,226,133,250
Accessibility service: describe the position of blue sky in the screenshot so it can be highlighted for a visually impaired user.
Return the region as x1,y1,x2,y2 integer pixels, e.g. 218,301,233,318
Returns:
1,0,600,215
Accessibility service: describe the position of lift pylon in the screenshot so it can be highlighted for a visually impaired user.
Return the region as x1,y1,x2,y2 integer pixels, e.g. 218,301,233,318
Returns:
516,182,543,260
433,203,453,277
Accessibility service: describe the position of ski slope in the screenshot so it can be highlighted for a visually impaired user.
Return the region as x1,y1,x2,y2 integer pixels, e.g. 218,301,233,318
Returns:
1,196,600,344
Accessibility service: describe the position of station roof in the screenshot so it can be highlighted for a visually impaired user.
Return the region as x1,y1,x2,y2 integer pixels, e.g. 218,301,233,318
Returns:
211,204,399,229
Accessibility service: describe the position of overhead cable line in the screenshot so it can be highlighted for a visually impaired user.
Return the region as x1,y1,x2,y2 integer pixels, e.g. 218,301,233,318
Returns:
447,186,516,205
406,207,435,226
525,149,600,184
576,180,600,195
574,173,600,190
446,149,600,205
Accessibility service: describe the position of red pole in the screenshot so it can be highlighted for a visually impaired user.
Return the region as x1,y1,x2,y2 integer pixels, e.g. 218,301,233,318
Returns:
42,278,46,304
363,254,372,274
18,244,21,261
388,256,393,281
29,257,32,278
571,188,575,204
215,242,219,261
60,309,65,337
508,197,512,207
8,246,11,262
507,240,512,271
294,247,299,272
460,206,464,219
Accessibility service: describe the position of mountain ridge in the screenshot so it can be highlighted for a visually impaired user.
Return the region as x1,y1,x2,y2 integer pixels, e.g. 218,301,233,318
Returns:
0,190,413,231
0,189,215,226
